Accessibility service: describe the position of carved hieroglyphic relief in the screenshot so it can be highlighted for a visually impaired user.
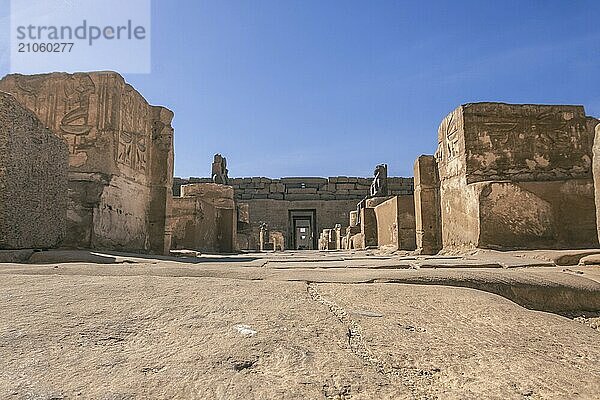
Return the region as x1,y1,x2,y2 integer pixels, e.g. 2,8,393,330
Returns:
59,74,96,165
0,72,156,173
60,74,95,136
462,103,591,183
152,119,173,153
437,108,461,162
6,74,98,166
118,88,149,172
96,74,122,132
478,111,571,156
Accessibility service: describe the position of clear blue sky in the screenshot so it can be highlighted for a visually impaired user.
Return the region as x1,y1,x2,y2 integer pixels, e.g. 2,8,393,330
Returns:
1,1,599,178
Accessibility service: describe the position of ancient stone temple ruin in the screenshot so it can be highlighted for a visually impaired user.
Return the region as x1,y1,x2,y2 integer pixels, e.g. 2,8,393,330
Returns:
1,71,599,257
416,103,599,252
0,72,174,254
173,174,415,251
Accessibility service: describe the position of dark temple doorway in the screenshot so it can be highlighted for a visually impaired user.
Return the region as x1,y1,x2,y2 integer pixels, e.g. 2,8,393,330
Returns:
289,210,317,250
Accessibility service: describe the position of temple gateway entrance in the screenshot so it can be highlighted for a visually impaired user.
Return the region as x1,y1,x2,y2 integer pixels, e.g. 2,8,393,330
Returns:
289,210,316,250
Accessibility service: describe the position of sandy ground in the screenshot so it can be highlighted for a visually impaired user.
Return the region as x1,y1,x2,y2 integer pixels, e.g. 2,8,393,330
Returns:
0,250,599,399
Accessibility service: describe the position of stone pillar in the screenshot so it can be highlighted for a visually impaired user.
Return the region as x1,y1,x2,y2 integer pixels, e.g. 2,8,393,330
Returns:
414,155,442,254
360,207,378,248
148,106,174,255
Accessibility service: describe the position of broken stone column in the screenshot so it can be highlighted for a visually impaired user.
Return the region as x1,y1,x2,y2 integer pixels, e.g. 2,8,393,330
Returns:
413,155,441,254
344,225,361,249
148,106,175,255
436,102,598,250
0,92,68,249
321,229,333,250
341,235,348,250
211,153,229,185
270,231,285,251
0,72,175,254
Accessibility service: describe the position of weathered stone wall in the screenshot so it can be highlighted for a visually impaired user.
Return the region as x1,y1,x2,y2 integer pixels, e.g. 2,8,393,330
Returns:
413,155,442,254
436,102,598,250
170,183,236,253
477,180,596,249
439,103,593,184
0,92,68,249
0,72,174,254
174,176,414,200
93,175,151,250
240,198,360,250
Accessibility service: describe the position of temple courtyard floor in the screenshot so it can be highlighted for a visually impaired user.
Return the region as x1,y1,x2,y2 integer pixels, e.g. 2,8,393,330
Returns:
1,249,599,399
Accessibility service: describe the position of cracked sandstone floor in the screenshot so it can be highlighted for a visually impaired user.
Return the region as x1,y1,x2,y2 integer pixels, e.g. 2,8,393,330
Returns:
0,251,599,399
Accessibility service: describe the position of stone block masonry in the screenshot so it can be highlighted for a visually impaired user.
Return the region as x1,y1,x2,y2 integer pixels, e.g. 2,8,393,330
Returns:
454,103,594,183
0,91,68,249
175,176,414,201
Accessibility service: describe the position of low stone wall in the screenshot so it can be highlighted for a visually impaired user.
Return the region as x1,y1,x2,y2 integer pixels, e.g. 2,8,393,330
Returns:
170,183,236,253
374,196,416,251
0,92,68,249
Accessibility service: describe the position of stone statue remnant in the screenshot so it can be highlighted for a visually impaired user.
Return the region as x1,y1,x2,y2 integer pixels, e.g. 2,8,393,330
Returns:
212,153,229,185
369,164,388,197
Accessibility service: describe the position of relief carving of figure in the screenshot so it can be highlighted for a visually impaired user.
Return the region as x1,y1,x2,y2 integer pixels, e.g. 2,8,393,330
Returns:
118,92,149,171
60,74,95,136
